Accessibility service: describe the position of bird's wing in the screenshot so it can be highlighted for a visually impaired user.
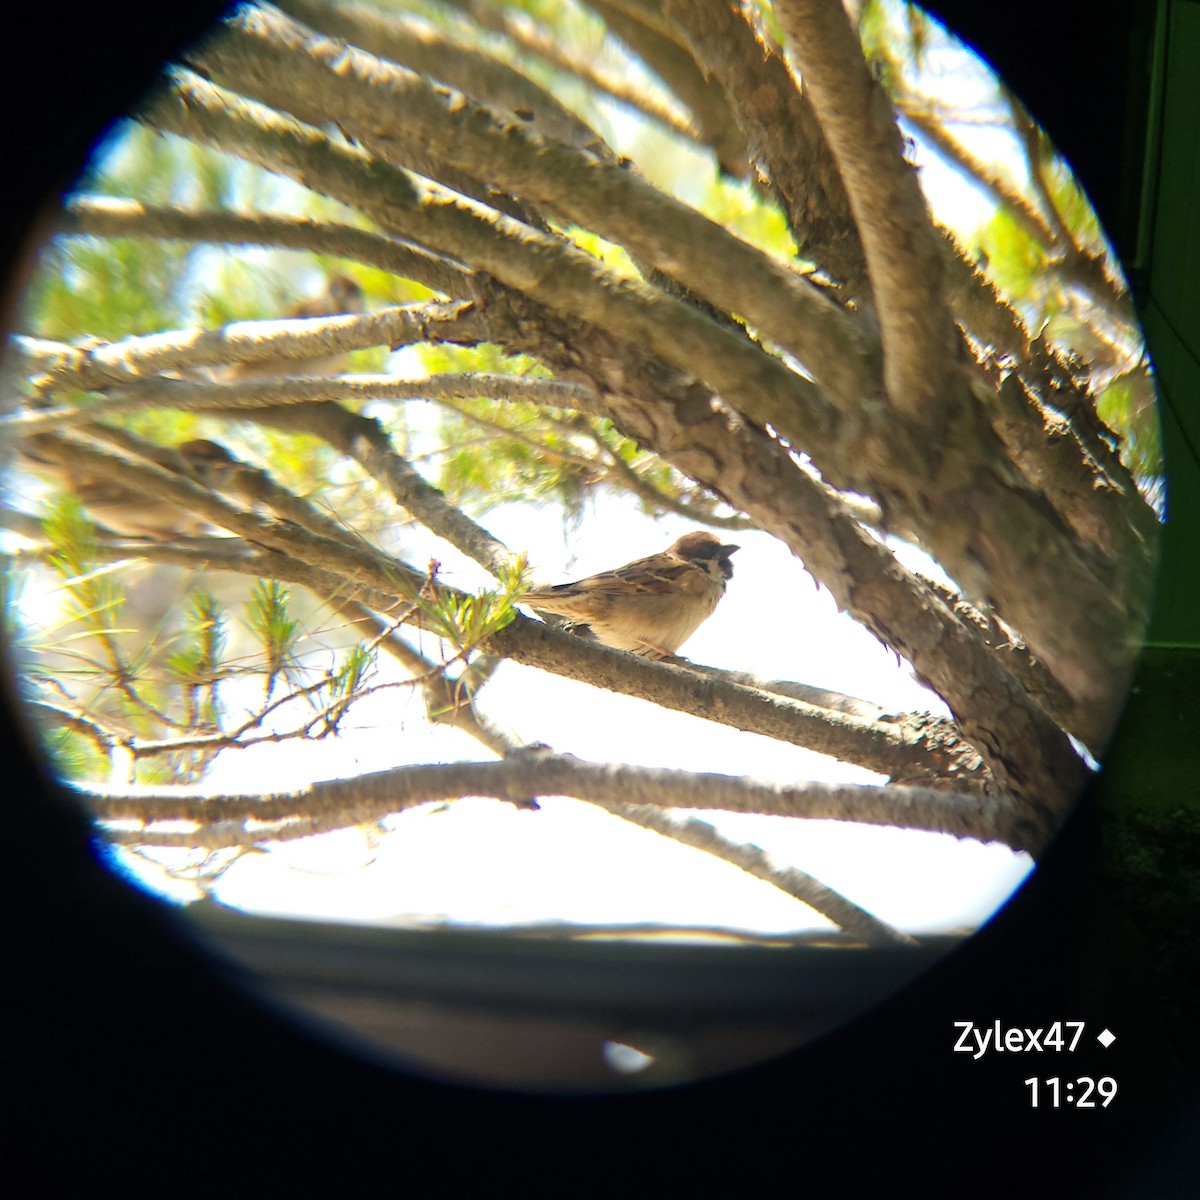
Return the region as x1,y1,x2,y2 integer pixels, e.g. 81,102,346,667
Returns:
524,555,697,604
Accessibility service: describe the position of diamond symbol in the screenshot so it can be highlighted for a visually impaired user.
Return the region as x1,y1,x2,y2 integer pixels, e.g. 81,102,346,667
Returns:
1097,1028,1116,1048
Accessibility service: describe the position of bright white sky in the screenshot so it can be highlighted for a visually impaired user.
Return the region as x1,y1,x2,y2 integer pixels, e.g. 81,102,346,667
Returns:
29,7,1056,939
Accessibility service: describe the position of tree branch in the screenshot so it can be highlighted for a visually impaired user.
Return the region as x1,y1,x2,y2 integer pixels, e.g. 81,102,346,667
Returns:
76,748,1042,851
767,1,1141,715
181,7,873,414
443,0,698,142
584,797,916,944
11,300,484,393
278,0,604,151
584,0,751,178
59,194,468,296
773,0,958,428
170,16,1143,717
469,299,1087,810
13,432,996,792
662,0,866,296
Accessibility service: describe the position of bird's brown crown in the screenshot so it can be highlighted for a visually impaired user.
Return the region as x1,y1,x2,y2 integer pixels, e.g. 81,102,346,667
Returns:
670,531,739,579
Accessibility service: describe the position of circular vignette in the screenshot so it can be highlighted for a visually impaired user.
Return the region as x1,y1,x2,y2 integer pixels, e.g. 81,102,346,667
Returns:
0,0,1161,1104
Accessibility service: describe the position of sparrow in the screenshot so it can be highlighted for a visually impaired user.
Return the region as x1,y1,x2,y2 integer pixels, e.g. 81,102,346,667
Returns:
176,438,252,490
48,475,213,539
23,438,247,539
523,530,739,659
226,273,366,380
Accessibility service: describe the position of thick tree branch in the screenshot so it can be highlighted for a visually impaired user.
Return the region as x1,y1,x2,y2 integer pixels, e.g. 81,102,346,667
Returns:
11,300,484,393
492,619,991,792
662,0,866,296
278,0,605,151
773,0,958,428
76,749,1043,851
146,68,841,451
584,0,751,178
173,13,1142,718
767,1,1141,713
983,372,1152,572
182,8,874,413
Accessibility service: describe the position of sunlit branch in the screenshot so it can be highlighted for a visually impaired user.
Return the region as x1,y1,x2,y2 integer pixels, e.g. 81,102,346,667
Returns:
438,0,699,141
584,796,916,944
10,300,484,395
583,0,751,177
60,194,468,296
27,698,120,757
662,0,866,296
896,99,1054,248
773,0,958,429
77,749,1043,852
279,0,605,151
491,619,993,794
182,8,870,416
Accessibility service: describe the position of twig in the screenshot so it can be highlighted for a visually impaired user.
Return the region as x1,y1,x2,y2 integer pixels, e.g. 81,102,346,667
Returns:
60,194,468,297
585,796,916,944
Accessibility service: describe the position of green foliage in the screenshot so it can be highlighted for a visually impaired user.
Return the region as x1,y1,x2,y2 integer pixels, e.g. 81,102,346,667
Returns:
165,591,227,687
243,578,302,699
42,497,124,634
560,226,640,277
26,236,189,342
436,402,595,514
312,641,378,735
417,340,548,379
700,177,797,262
418,554,528,657
747,0,785,47
412,344,597,515
974,205,1049,306
1095,374,1163,481
164,590,226,739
